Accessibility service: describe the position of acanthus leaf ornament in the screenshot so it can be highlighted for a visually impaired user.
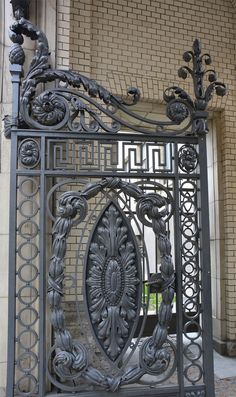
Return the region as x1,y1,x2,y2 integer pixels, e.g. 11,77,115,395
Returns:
3,115,12,139
11,0,30,20
85,203,141,362
8,18,226,135
47,178,176,391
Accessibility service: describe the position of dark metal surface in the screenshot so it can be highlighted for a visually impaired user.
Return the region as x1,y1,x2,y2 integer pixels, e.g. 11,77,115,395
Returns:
6,11,226,397
11,0,30,19
47,178,175,391
7,17,226,136
49,387,206,397
85,202,142,362
47,384,206,397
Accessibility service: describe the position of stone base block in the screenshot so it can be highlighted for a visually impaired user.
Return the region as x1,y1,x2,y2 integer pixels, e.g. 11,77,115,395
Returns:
213,337,236,357
226,341,236,357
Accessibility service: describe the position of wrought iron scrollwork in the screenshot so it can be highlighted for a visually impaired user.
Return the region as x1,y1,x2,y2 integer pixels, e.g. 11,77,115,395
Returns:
18,138,40,168
47,177,175,391
137,193,175,373
7,8,222,397
9,18,226,135
178,144,199,173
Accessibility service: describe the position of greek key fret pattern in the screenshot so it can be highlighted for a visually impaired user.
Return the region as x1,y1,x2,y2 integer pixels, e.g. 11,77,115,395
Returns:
46,139,174,173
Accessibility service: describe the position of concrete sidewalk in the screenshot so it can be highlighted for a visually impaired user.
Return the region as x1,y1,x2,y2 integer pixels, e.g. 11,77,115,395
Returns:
214,350,236,396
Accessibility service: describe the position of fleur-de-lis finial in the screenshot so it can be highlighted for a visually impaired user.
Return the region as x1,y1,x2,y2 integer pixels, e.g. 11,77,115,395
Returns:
165,39,227,135
180,38,227,134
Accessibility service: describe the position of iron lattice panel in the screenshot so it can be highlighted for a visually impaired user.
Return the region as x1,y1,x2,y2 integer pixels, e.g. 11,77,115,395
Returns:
6,130,212,397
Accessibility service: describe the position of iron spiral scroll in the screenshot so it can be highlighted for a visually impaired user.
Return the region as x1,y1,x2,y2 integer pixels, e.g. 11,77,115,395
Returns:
47,177,176,391
9,17,226,135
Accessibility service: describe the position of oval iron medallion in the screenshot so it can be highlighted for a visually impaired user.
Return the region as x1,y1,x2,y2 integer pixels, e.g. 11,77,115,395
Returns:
85,202,141,362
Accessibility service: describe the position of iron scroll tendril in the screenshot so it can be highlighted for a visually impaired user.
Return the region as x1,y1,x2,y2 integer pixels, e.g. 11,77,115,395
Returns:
8,18,226,135
47,178,176,391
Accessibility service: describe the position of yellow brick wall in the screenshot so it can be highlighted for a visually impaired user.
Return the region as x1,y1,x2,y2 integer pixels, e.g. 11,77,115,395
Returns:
70,0,92,75
56,0,70,68
69,0,234,101
64,0,236,352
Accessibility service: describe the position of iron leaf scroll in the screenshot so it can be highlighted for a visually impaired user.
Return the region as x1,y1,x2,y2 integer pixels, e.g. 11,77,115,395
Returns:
8,18,226,135
47,177,175,392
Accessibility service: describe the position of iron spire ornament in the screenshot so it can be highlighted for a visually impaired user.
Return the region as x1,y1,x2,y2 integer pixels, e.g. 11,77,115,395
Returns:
164,38,227,135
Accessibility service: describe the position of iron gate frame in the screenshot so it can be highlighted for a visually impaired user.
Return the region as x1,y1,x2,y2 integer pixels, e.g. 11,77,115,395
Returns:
5,7,227,397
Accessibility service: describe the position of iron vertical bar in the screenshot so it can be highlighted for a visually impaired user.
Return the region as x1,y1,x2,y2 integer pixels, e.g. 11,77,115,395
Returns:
198,135,215,397
173,142,184,395
9,65,23,128
39,136,46,396
6,133,18,397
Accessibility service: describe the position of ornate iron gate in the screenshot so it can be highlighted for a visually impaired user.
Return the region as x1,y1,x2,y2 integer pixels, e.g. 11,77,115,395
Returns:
6,13,226,397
